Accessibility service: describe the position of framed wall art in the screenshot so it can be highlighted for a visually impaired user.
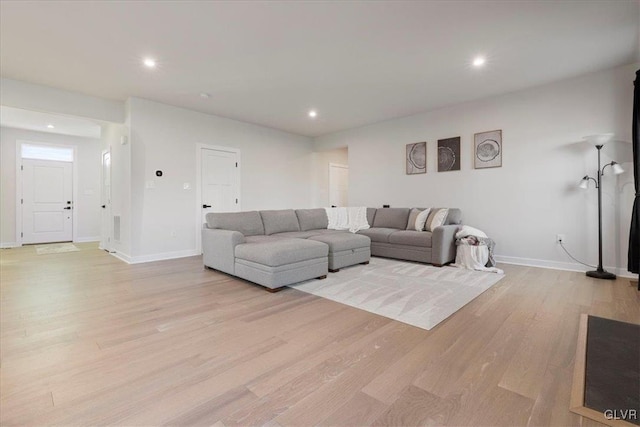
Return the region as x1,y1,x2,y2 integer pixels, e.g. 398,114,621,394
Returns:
406,141,426,174
437,137,461,172
474,129,502,169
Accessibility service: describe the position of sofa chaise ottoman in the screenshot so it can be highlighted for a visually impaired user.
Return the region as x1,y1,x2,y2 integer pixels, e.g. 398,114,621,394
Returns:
252,209,371,272
202,211,329,291
308,233,370,272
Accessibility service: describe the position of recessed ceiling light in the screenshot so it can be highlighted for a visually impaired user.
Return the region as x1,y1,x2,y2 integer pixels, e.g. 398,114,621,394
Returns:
143,58,157,68
473,56,486,67
200,93,211,99
308,110,318,118
47,124,55,129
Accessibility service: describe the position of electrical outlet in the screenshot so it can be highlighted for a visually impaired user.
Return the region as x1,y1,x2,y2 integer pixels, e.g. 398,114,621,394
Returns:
556,234,566,244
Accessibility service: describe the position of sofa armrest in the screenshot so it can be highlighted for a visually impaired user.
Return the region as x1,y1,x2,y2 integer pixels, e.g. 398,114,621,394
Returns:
431,224,460,266
202,227,245,275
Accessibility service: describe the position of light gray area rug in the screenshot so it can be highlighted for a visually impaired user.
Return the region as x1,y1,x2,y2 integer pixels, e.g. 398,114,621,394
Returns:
35,243,80,255
291,257,504,330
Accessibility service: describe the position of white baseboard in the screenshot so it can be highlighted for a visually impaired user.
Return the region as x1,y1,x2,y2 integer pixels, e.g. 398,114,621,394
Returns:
74,236,100,243
0,242,19,249
494,255,639,280
110,251,132,263
110,249,200,264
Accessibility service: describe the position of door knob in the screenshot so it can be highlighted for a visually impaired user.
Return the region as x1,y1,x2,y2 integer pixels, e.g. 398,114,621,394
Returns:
202,204,212,208
63,207,71,210
101,205,106,209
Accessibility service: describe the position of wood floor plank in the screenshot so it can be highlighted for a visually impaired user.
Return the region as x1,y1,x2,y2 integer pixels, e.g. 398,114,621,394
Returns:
527,365,583,427
373,385,460,426
162,386,259,427
498,308,563,399
318,391,388,426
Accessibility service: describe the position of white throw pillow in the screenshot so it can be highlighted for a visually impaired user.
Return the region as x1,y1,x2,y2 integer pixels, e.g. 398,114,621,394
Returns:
414,208,431,231
425,208,449,231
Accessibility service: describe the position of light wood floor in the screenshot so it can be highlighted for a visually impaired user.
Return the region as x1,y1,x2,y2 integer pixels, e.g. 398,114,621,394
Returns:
1,243,638,426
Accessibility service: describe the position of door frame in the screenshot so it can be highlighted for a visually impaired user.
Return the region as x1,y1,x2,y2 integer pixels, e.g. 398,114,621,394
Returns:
15,140,78,246
99,148,112,252
328,162,348,207
195,143,241,254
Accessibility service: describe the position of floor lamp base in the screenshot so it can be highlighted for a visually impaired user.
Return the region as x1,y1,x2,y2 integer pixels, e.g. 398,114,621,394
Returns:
586,270,617,280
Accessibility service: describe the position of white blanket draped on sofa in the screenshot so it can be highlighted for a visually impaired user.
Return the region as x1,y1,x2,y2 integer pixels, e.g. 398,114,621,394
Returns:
324,207,370,233
453,225,503,274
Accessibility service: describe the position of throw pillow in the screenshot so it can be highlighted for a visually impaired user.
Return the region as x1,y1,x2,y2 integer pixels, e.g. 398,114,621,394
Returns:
414,208,432,231
425,208,449,231
406,208,423,230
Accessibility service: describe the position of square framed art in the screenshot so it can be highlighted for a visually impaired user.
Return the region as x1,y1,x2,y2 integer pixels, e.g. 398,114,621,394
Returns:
437,137,461,172
406,141,426,174
474,130,502,169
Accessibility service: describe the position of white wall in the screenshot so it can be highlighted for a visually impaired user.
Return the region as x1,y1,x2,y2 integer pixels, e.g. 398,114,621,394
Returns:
311,147,348,207
0,127,102,246
0,78,124,123
126,97,314,261
314,63,638,276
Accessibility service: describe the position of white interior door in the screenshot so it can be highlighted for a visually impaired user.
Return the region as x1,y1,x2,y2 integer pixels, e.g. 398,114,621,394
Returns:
201,148,239,224
22,159,73,244
329,163,348,207
100,150,112,251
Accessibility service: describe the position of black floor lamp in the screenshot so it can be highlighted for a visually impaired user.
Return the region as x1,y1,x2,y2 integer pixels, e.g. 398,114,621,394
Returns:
579,134,624,280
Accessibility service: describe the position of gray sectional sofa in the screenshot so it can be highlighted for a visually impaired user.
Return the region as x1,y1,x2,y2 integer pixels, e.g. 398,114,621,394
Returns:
202,207,461,291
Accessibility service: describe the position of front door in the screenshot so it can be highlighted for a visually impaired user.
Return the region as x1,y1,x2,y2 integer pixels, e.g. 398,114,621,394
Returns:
200,148,239,226
22,158,73,244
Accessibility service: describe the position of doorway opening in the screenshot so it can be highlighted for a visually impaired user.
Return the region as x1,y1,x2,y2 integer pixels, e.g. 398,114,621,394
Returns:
100,149,113,252
329,163,349,207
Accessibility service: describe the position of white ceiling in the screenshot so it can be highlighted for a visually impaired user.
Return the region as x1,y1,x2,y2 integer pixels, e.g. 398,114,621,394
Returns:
0,106,102,139
1,1,638,137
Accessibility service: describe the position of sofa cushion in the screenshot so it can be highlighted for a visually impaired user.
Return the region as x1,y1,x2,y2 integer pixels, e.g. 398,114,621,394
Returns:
260,210,301,235
206,211,264,236
372,208,410,229
357,227,397,243
444,208,462,225
244,235,285,243
295,209,328,231
388,230,433,247
307,229,345,235
308,233,370,252
235,238,328,267
272,231,323,239
366,208,377,226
